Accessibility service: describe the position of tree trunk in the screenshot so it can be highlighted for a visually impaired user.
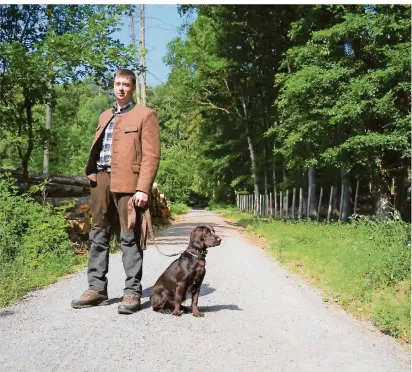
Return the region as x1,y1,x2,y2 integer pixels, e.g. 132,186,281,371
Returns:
306,144,317,218
340,167,351,221
374,172,392,220
395,168,410,221
272,139,277,197
247,133,259,197
263,145,268,196
22,96,34,188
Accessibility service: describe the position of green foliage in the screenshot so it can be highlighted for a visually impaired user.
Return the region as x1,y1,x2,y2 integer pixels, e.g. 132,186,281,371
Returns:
0,175,76,306
218,207,411,342
170,203,191,219
276,5,410,177
0,5,132,179
29,81,111,175
155,145,197,204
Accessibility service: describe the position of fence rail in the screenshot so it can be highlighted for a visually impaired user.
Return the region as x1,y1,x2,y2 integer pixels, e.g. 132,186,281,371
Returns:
236,183,363,222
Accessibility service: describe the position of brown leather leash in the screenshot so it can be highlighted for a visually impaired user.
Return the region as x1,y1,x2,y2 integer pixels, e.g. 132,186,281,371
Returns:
128,198,183,257
144,209,183,257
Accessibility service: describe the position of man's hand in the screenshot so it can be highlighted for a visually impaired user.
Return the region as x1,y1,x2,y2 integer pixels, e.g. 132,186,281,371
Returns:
132,191,148,208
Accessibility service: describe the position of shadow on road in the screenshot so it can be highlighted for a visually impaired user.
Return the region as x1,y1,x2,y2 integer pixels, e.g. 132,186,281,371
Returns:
0,310,15,317
199,304,242,313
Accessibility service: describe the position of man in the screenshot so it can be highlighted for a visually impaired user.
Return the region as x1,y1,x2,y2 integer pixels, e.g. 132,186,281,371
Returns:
71,69,160,314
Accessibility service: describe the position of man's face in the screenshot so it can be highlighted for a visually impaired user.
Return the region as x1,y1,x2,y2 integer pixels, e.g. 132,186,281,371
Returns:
114,74,135,105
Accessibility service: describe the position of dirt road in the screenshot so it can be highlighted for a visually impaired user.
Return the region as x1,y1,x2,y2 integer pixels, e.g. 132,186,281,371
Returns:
0,209,409,371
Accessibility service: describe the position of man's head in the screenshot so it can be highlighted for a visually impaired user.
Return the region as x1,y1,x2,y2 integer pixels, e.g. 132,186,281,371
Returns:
113,69,136,107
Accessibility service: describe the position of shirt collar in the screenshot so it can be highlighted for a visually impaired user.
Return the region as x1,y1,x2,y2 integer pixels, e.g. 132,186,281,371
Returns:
112,100,134,114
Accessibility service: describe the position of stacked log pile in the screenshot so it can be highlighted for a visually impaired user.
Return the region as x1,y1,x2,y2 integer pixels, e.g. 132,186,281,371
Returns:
1,170,172,252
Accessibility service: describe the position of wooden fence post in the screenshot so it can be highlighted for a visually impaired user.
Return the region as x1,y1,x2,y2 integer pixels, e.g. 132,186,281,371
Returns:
307,186,311,219
280,191,283,218
269,192,273,216
250,194,252,213
339,183,344,221
285,190,289,219
327,186,333,222
354,179,359,215
274,187,278,218
292,188,296,219
317,187,323,222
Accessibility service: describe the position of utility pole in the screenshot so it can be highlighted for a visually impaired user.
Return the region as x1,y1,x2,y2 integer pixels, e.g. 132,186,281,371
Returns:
43,86,52,176
130,5,141,104
43,6,53,176
140,4,147,106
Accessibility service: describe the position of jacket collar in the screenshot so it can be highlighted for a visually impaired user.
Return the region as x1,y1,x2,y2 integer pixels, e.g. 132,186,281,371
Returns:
112,100,134,114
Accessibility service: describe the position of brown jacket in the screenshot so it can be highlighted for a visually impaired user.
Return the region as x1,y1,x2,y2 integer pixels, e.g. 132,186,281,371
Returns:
85,104,161,194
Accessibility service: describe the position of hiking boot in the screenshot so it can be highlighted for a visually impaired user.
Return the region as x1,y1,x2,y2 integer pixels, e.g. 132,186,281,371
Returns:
118,293,141,314
71,289,109,309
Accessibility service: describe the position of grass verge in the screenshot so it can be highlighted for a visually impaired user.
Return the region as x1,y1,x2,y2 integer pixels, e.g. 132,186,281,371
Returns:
216,206,411,344
0,254,87,307
170,203,191,220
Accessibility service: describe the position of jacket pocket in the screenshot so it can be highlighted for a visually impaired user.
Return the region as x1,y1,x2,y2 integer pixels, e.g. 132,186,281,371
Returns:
132,164,141,174
125,125,138,133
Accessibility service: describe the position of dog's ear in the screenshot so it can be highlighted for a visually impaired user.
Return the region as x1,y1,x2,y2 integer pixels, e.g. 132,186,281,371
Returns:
189,227,204,249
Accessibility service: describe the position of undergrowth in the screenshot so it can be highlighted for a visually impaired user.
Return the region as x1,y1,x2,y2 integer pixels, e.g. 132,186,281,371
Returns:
0,174,82,307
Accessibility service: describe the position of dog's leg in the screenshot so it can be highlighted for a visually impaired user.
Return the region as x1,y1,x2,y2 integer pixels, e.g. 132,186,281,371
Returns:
192,272,206,317
191,289,204,317
171,281,185,316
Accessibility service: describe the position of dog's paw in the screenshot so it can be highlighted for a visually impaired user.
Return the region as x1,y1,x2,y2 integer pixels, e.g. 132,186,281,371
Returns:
158,309,172,314
192,310,204,317
171,309,184,316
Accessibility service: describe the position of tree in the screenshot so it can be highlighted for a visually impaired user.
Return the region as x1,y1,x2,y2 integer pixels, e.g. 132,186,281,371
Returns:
0,5,132,184
276,5,410,219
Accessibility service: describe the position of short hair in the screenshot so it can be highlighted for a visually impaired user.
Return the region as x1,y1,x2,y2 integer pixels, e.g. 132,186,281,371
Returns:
114,69,136,86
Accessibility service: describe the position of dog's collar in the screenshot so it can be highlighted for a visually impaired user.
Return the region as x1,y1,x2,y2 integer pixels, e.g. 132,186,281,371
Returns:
186,249,207,260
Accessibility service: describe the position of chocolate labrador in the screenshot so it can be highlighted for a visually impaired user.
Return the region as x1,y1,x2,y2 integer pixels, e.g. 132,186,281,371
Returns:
150,225,222,317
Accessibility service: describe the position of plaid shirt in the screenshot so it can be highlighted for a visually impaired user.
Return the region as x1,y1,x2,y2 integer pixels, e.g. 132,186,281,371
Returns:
96,101,133,172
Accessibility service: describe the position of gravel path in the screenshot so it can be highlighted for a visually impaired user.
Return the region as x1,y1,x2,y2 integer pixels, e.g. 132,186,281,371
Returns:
0,209,410,372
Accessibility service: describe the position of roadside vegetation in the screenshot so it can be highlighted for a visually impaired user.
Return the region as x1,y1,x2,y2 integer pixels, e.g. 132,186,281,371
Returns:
213,205,411,344
0,176,86,307
170,203,191,220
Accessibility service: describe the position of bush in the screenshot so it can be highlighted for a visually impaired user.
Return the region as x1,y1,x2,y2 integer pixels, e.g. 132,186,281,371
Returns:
0,175,76,306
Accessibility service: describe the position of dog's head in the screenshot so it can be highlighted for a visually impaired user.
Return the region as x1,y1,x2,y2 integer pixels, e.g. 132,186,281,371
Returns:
189,225,222,250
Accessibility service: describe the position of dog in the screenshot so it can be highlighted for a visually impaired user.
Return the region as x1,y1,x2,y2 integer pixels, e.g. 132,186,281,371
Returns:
150,225,222,317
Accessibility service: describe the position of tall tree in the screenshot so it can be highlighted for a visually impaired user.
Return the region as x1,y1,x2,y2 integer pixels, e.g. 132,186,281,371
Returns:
0,5,132,184
276,5,410,219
